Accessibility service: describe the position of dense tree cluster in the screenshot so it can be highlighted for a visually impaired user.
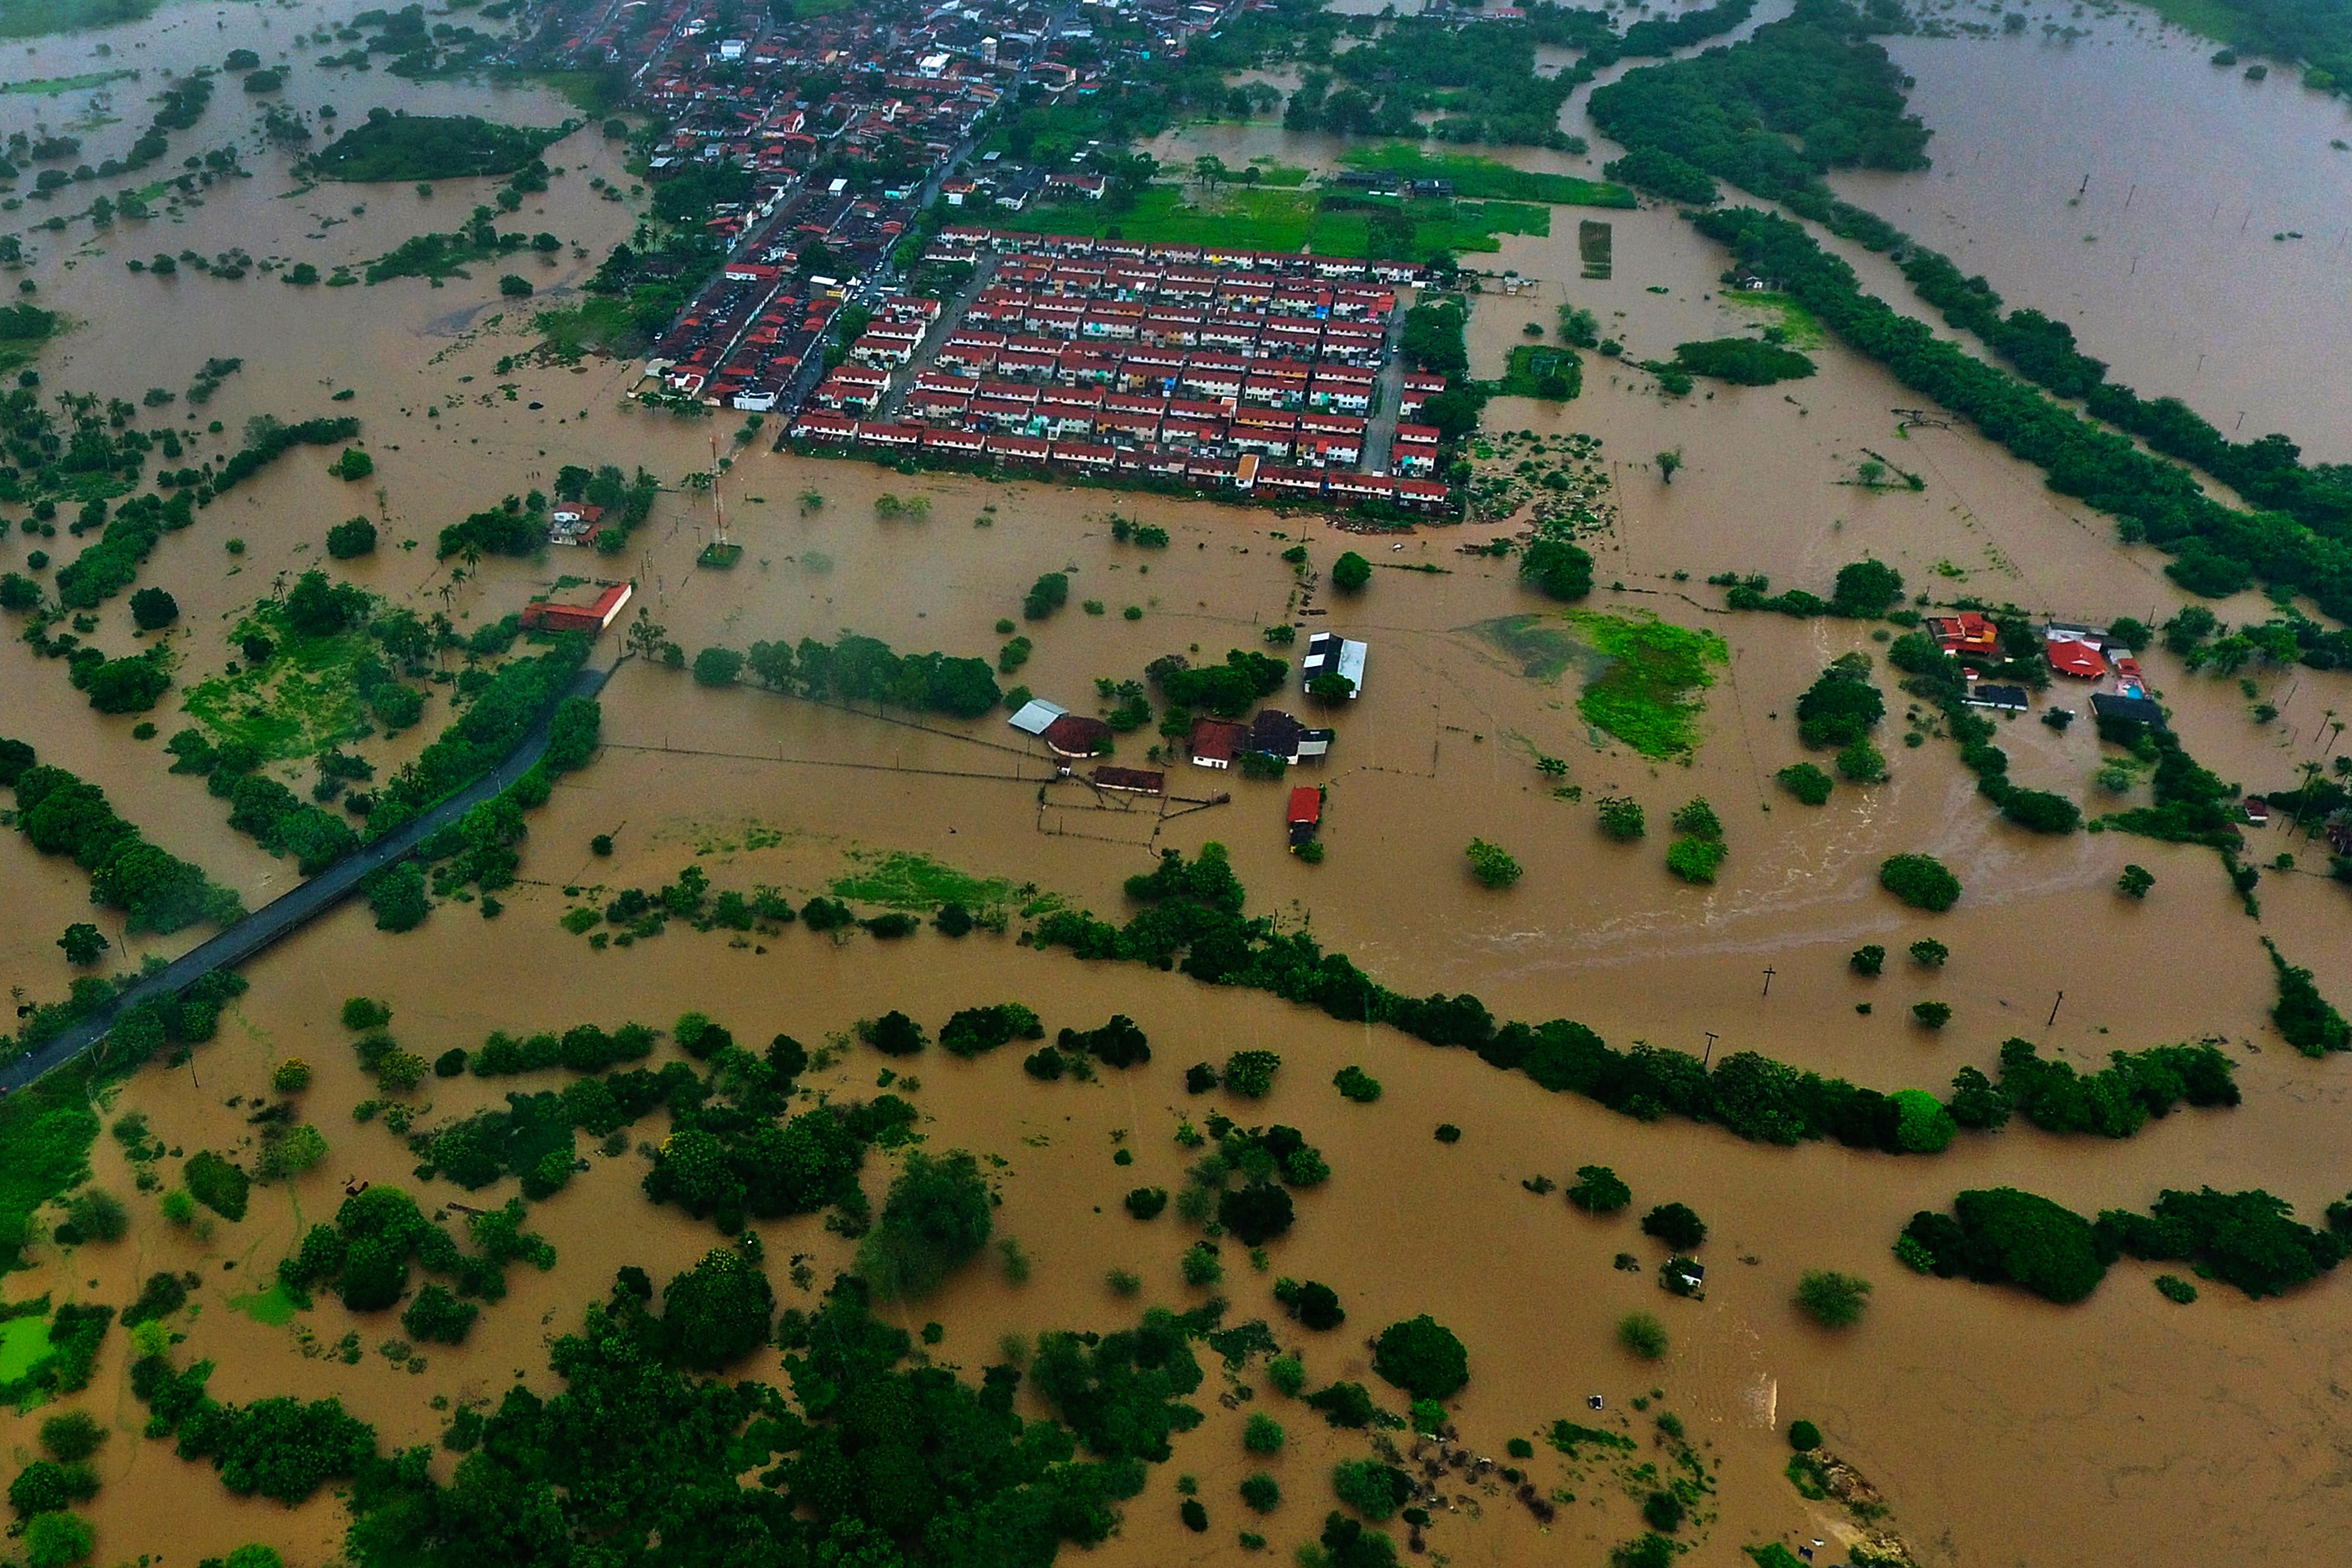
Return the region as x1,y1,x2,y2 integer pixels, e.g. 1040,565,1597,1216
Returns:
309,111,576,182
1976,1038,2240,1138
2096,1187,2348,1300
0,738,240,933
276,1185,554,1322
1036,845,2230,1160
2267,941,2350,1056
1148,648,1290,718
1900,1187,2110,1303
1589,0,1929,207
738,629,1001,720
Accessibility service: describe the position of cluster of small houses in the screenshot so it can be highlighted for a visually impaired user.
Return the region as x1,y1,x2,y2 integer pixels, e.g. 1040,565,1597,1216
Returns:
1930,610,2162,730
1931,610,2311,831
574,0,1255,414
1009,632,1366,850
788,232,1454,510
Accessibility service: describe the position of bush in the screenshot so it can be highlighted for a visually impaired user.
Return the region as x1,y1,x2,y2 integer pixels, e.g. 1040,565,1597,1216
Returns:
400,1283,479,1344
1332,1457,1410,1521
1617,1312,1668,1360
1465,837,1522,888
1786,1419,1821,1451
858,1011,927,1056
1274,1277,1345,1330
1267,1354,1306,1396
1333,1065,1381,1103
1180,1498,1208,1532
1775,762,1833,805
1596,796,1645,840
1243,1413,1286,1454
2117,864,2154,898
1370,1315,1468,1401
62,1189,127,1243
1911,1001,1953,1030
1640,1202,1705,1250
1880,853,1961,911
1521,538,1593,601
1664,837,1726,883
1123,1186,1168,1221
1222,1049,1280,1098
856,1150,992,1300
1793,1270,1872,1327
691,646,744,687
1305,1381,1377,1427
1835,739,1887,784
1642,1491,1685,1532
1240,1472,1281,1512
1181,1241,1224,1285
1217,1184,1296,1246
23,1510,94,1568
1567,1165,1631,1213
9,1461,98,1517
184,1151,249,1221
37,1414,105,1463
1890,1089,1956,1153
1330,552,1372,591
326,517,377,558
1849,944,1884,976
129,586,179,630
2155,1274,2198,1304
1909,939,1949,968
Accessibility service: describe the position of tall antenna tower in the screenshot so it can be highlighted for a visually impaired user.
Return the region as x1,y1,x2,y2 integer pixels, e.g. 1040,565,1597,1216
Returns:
708,432,731,550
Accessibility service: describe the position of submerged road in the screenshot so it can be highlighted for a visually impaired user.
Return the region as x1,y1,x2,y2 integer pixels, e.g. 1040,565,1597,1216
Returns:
0,661,617,1095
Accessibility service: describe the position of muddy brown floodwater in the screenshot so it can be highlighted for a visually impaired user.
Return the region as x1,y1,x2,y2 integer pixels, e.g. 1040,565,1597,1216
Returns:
2,1,2352,1566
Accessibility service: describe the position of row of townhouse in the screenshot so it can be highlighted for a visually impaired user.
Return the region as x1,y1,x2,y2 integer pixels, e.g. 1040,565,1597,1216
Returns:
986,258,1398,321
935,227,1428,285
960,291,1392,363
785,412,1452,510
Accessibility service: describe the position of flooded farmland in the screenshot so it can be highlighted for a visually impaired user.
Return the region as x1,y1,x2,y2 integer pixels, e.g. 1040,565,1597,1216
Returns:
0,0,2350,1566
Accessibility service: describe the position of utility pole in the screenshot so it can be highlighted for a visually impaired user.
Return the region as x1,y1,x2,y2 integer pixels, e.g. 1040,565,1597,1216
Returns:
1760,966,1776,999
2048,991,2064,1028
1703,1032,1718,1068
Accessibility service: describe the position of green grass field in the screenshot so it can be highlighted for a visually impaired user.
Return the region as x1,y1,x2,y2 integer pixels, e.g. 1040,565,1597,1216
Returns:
183,609,389,762
1000,183,1548,257
0,0,159,40
2131,0,2245,47
0,68,134,96
831,850,1016,914
1340,145,1637,209
1569,611,1726,762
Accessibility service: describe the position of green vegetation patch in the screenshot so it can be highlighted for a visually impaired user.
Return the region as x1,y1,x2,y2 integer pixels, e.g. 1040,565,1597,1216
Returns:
0,1315,53,1383
830,850,1016,916
1500,342,1582,401
1469,611,1725,757
0,1069,100,1270
0,69,135,95
1339,144,1637,208
1719,290,1826,348
226,1283,302,1326
309,112,576,182
1571,612,1727,760
532,297,641,362
182,603,383,762
998,183,1546,258
0,0,160,40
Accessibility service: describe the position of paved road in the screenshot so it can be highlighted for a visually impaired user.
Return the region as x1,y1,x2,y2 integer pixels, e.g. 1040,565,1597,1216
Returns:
0,661,617,1094
1363,299,1410,475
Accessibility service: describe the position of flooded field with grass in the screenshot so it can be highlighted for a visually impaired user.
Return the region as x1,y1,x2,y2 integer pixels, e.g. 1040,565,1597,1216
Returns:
1,1,2351,1566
